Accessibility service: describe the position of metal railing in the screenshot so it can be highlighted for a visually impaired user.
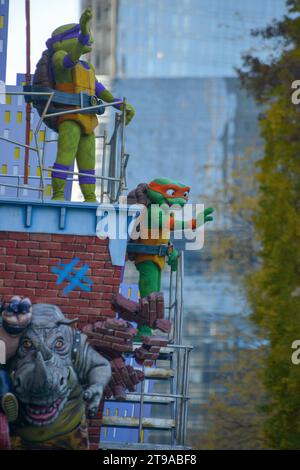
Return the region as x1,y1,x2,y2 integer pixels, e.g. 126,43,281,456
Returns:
0,91,129,203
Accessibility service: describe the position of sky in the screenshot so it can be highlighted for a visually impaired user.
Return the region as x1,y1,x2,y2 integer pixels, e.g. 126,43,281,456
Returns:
7,0,80,85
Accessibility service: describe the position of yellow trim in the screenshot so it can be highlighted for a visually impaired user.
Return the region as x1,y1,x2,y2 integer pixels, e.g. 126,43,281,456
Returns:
5,111,10,124
5,95,11,105
0,16,4,29
14,147,20,160
17,111,23,124
1,164,7,175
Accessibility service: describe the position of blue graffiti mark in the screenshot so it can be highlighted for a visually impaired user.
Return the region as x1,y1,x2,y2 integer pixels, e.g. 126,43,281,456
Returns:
51,258,93,295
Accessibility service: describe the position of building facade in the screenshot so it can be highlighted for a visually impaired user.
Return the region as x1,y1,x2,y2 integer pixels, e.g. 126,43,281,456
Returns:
0,0,8,82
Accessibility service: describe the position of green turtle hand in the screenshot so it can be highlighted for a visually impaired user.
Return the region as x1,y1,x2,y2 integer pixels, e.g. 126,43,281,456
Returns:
167,248,179,272
80,8,93,35
196,207,215,226
120,102,136,125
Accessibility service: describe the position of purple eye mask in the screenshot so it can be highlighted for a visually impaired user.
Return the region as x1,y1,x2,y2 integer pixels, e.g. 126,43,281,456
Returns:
46,24,91,49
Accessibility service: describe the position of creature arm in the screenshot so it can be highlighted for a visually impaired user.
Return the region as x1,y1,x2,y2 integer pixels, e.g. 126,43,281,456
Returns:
95,82,136,125
168,207,215,231
52,9,93,70
77,333,111,416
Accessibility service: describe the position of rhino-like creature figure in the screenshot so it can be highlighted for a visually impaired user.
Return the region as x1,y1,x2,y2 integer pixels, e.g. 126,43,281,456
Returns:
8,304,111,450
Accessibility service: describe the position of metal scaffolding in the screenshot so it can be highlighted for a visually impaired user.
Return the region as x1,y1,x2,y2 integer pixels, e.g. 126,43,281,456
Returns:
100,254,193,450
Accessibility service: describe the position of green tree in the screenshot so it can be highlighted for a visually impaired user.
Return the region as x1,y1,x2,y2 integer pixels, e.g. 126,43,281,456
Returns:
238,0,300,449
195,339,268,450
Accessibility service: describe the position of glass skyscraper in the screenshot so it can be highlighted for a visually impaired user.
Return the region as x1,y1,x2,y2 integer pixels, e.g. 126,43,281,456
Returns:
83,0,287,78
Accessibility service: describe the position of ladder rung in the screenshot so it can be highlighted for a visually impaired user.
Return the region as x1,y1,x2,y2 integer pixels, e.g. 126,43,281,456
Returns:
99,442,191,450
102,416,176,430
107,394,175,405
144,368,174,379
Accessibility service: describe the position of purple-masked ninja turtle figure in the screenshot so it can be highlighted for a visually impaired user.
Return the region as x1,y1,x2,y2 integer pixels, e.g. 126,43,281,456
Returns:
37,8,135,202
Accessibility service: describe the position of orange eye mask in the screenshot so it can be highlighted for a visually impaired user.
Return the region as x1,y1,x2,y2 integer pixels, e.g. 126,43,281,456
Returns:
148,182,190,200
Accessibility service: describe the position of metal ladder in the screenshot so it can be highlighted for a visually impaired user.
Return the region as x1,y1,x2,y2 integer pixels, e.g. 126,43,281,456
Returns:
99,253,192,450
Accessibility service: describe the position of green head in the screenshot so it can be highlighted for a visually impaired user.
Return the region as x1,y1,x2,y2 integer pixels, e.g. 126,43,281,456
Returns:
47,23,93,55
147,177,190,207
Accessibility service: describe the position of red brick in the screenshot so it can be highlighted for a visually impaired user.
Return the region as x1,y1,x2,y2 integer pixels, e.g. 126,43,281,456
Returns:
0,256,16,263
37,273,55,281
20,241,40,249
46,282,60,289
0,287,15,295
94,253,108,261
38,289,59,297
90,300,111,308
62,306,80,315
39,242,61,250
6,263,26,272
2,272,15,280
50,251,74,259
29,249,50,258
95,237,107,245
9,232,29,241
68,298,90,307
27,265,48,273
62,290,80,298
91,266,105,274
103,277,119,285
52,235,76,243
43,258,60,266
18,256,39,264
16,272,36,280
88,276,104,284
86,244,106,253
62,244,87,251
101,309,115,316
0,232,8,240
14,288,35,297
0,263,5,272
26,281,48,289
102,292,114,300
4,279,26,288
79,292,101,300
74,252,94,261
29,234,52,241
72,236,93,243
1,240,17,248
6,248,28,257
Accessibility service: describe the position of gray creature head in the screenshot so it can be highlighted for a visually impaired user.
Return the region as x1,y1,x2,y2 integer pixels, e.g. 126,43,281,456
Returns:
10,304,80,427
